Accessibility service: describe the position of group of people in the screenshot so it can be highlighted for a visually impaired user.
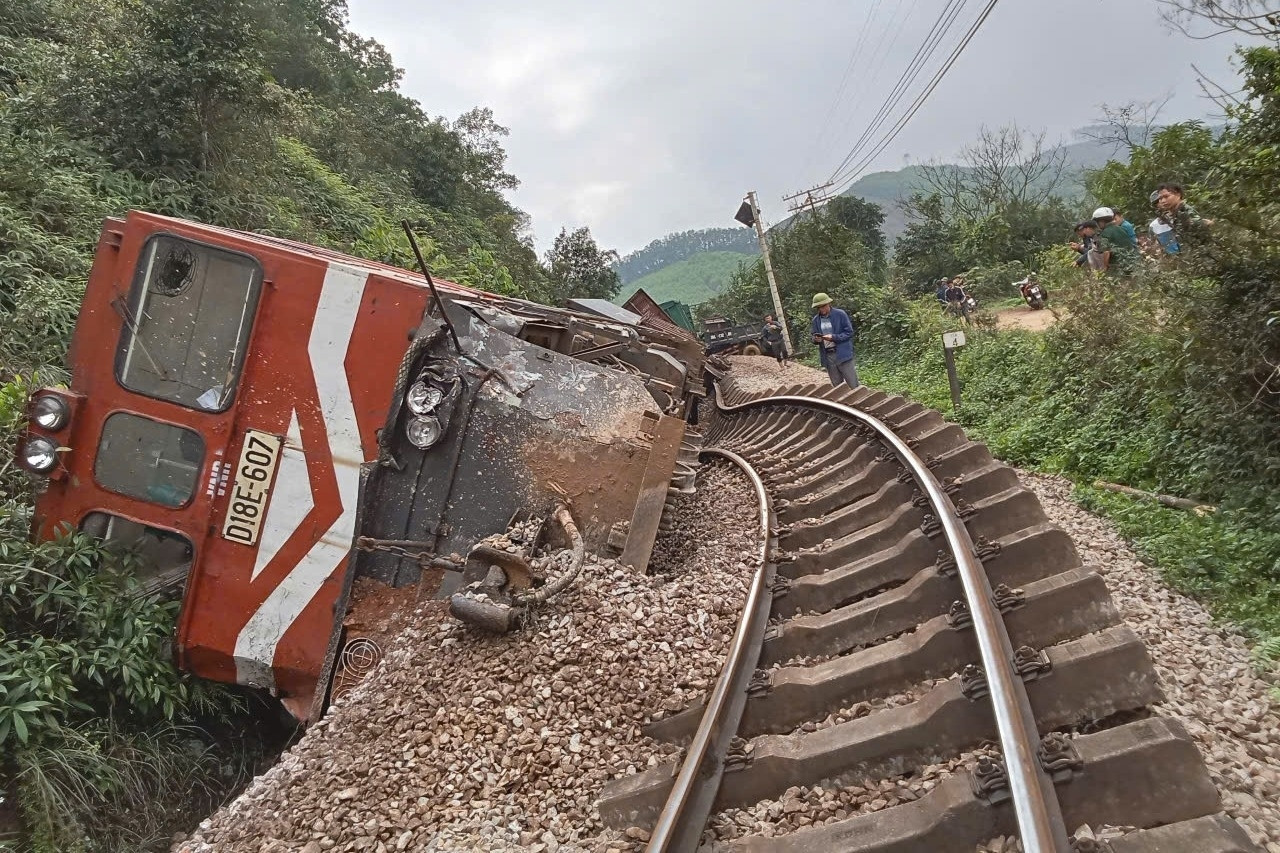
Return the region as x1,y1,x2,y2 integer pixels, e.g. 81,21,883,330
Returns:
1071,183,1208,276
933,275,973,313
754,293,861,390
727,184,1212,400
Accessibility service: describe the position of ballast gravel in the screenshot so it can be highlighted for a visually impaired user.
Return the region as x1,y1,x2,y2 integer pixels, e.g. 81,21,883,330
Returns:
177,461,761,853
727,356,1280,848
179,354,1280,851
1020,471,1280,850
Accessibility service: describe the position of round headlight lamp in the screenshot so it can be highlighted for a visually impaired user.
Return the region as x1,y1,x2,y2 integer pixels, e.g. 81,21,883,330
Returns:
31,394,70,431
405,415,442,449
406,381,444,415
21,436,59,473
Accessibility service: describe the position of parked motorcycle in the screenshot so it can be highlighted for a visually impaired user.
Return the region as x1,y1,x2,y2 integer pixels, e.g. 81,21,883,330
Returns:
1015,276,1048,310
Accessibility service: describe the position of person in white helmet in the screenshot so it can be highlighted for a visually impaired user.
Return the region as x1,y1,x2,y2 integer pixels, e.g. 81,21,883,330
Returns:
1093,206,1139,275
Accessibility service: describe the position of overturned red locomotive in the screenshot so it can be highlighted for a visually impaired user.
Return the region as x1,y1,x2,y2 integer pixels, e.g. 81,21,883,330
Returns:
16,212,706,721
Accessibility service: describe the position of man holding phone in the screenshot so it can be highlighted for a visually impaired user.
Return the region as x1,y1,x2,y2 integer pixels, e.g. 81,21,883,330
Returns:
810,292,860,389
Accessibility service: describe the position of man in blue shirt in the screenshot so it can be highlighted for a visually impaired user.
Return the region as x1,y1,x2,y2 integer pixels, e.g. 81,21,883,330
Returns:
1113,209,1137,243
810,292,859,389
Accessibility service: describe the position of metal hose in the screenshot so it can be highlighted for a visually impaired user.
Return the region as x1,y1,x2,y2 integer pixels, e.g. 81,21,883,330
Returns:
513,504,583,606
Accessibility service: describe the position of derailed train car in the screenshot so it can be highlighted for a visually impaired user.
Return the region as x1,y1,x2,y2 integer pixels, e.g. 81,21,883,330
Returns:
15,211,708,721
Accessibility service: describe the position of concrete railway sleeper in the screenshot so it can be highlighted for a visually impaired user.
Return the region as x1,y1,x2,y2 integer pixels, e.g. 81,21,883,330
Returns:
599,378,1256,852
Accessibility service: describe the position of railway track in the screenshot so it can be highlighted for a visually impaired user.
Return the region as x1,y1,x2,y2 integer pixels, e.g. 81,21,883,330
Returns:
600,378,1257,852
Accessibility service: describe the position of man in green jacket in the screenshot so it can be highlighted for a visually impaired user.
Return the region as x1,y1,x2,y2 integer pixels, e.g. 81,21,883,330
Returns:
1093,206,1139,276
1151,183,1211,250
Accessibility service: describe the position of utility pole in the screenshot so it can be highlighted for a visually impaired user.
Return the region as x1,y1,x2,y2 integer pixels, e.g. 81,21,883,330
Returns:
737,191,793,357
783,182,835,220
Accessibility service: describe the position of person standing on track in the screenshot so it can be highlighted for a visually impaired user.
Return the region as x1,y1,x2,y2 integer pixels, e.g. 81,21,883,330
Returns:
810,293,860,389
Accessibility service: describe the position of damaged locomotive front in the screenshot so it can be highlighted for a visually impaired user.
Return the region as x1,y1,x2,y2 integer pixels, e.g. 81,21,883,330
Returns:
13,211,708,722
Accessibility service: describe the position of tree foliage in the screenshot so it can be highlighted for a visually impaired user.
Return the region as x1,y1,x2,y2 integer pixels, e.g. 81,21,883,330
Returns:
0,1,620,848
704,195,907,355
0,0,561,377
893,125,1075,294
541,226,621,304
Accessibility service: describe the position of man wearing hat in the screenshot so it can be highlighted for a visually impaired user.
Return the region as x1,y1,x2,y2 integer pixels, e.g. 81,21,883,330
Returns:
810,293,860,389
1093,206,1139,275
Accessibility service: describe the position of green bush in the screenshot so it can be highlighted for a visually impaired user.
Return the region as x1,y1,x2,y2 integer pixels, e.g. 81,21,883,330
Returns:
0,376,249,849
864,260,1280,659
14,720,242,853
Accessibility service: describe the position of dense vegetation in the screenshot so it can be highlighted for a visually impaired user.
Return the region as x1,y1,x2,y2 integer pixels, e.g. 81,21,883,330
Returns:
711,26,1280,662
0,1,619,849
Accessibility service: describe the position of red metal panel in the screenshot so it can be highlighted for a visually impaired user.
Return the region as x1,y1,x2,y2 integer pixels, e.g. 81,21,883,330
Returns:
33,211,431,706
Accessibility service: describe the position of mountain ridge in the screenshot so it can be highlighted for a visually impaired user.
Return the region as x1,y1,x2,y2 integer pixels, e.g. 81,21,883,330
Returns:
613,133,1133,306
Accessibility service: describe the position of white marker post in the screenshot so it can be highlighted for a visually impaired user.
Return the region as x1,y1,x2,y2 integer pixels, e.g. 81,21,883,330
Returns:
943,330,966,413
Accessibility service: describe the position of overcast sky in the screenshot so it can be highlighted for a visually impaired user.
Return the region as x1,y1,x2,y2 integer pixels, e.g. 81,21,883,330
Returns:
346,0,1252,255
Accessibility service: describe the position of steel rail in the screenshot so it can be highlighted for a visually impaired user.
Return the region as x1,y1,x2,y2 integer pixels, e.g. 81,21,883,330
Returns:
645,448,777,852
712,387,1071,853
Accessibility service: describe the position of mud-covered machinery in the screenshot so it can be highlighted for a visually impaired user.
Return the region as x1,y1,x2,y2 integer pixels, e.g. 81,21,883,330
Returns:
13,211,712,721
349,294,707,640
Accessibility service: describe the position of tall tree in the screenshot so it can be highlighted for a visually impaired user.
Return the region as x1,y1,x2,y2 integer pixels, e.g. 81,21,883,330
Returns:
543,227,621,304
824,195,888,283
913,125,1068,221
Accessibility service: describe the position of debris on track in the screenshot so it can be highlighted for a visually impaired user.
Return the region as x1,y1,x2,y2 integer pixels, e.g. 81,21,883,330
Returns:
177,354,1280,851
177,461,760,853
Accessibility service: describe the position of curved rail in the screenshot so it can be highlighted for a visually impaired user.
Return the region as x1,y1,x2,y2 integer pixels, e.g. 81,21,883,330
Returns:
645,448,776,852
712,387,1071,853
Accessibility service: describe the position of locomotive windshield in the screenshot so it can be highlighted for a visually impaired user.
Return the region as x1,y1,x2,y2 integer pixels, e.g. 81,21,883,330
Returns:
116,235,262,411
94,412,205,507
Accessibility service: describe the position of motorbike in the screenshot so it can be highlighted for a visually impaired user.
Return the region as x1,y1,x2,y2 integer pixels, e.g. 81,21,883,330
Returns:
1016,277,1048,310
944,290,976,324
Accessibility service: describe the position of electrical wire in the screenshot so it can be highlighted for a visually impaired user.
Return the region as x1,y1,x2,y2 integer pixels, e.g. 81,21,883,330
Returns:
803,0,886,174
826,0,973,184
818,1,918,179
829,0,1003,193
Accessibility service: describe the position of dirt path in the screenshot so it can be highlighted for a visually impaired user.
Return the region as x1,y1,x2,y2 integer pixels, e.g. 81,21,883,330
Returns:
994,304,1060,331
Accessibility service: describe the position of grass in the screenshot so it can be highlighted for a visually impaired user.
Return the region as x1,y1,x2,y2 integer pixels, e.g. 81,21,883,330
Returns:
860,340,1280,672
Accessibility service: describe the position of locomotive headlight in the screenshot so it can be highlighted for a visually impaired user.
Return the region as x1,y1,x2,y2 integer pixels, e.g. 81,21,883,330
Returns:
21,436,59,472
405,415,442,449
31,394,70,431
406,381,444,415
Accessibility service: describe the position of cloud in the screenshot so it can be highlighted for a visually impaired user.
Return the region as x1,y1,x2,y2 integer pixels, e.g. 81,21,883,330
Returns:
347,0,1258,254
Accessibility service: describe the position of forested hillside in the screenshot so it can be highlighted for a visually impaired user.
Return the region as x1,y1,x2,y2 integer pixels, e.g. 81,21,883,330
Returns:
805,134,1121,245
0,2,614,850
614,251,753,306
0,0,630,378
613,227,757,284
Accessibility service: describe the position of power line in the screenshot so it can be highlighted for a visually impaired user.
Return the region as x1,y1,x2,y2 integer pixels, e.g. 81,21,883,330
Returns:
804,0,887,173
829,0,1002,194
820,2,918,175
826,0,973,184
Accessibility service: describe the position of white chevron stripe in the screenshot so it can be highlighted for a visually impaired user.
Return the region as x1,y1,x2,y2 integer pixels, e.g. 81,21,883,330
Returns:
233,263,367,691
250,410,314,581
